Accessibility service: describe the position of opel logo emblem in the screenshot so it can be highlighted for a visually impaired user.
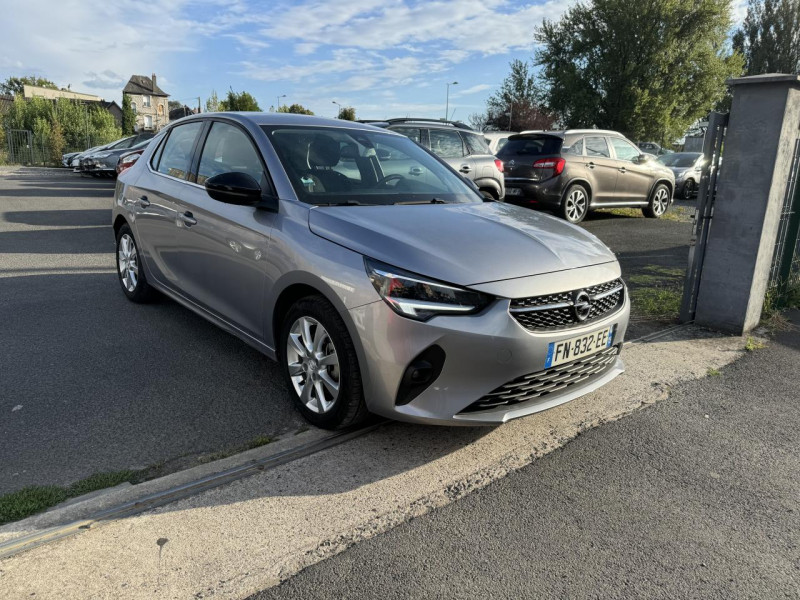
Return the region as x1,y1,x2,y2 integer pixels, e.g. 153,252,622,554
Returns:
573,290,592,321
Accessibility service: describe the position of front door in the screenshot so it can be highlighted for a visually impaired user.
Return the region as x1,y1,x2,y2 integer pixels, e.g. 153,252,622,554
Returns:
609,137,654,202
171,120,275,339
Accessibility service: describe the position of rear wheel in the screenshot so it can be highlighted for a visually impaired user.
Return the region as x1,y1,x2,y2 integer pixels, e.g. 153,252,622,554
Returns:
643,184,670,218
280,296,368,429
560,184,589,224
681,179,695,200
480,188,497,201
116,224,156,303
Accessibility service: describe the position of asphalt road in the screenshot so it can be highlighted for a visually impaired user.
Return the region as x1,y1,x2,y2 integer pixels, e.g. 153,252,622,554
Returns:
0,168,693,495
252,314,800,600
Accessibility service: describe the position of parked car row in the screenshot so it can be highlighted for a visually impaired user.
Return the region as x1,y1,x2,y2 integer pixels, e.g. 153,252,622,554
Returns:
62,132,154,178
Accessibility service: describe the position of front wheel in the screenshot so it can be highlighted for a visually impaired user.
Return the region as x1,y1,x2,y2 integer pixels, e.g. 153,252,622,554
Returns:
681,179,695,200
280,296,368,429
560,184,589,223
643,184,671,218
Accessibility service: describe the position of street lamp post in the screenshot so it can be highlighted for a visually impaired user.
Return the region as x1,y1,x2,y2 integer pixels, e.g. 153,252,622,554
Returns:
332,100,343,118
445,81,458,121
276,94,286,111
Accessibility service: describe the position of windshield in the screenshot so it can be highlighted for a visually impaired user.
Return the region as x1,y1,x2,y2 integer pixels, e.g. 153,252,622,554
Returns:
658,153,701,168
262,126,482,206
497,136,563,157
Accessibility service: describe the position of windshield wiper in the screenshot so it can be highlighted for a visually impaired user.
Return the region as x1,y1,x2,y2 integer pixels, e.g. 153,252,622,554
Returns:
393,198,450,205
315,199,367,206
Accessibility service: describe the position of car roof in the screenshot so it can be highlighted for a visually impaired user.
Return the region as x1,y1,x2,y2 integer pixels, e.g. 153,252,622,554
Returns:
515,129,627,139
171,112,403,135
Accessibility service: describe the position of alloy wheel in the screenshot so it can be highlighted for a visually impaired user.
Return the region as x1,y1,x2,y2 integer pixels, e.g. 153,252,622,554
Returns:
118,233,139,292
653,187,669,216
683,180,694,200
286,316,341,414
565,188,587,222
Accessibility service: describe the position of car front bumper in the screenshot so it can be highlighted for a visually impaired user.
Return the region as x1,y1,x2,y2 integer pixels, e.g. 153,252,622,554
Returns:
348,272,630,425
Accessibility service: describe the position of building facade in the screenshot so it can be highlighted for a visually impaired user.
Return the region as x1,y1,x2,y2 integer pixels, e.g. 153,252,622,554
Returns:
122,74,169,132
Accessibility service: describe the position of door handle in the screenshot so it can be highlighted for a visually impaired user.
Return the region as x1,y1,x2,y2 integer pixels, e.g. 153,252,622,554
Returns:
135,195,150,208
178,212,197,227
618,167,627,174
587,162,595,169
459,165,472,173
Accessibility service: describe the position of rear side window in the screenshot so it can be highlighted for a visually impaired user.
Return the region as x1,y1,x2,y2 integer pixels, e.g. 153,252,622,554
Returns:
585,136,610,158
497,136,562,157
391,127,422,144
462,132,490,155
197,122,265,186
429,129,465,158
154,122,203,180
564,138,584,155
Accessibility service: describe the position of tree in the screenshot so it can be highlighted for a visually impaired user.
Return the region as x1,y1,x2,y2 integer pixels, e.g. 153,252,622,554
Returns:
0,76,59,96
468,112,489,132
535,0,744,143
206,90,220,112
49,119,65,163
168,100,183,112
337,106,356,120
121,94,135,135
733,0,800,75
278,103,315,115
485,60,556,131
219,88,261,111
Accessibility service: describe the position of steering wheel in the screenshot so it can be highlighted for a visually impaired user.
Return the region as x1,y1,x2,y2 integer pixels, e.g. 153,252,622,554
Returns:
376,173,406,187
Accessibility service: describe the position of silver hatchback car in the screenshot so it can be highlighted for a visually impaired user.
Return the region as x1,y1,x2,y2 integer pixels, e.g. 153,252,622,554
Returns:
113,113,630,429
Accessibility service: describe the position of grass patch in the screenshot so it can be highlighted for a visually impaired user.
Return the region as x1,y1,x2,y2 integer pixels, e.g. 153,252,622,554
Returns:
0,470,135,526
597,205,693,223
707,368,721,377
745,336,767,352
629,286,682,320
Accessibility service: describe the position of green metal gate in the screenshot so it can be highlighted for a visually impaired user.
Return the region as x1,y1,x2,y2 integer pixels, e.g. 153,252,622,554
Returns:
6,129,35,165
768,138,800,307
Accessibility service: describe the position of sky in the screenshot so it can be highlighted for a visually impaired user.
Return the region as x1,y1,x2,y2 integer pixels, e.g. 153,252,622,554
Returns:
0,0,749,121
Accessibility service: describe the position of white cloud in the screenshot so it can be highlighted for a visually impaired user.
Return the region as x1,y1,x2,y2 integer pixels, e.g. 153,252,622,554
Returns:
295,43,320,55
82,70,127,90
452,83,492,97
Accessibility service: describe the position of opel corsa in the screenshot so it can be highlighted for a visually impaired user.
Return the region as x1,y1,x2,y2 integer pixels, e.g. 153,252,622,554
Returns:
113,114,630,429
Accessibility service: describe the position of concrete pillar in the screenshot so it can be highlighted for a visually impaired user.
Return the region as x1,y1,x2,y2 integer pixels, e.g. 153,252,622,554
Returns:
694,74,800,334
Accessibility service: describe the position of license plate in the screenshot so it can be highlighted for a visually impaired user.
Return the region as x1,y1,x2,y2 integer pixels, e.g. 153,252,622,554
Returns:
545,325,616,368
506,187,522,196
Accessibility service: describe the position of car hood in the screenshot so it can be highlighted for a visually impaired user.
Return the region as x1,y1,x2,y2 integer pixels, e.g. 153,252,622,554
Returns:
308,202,616,286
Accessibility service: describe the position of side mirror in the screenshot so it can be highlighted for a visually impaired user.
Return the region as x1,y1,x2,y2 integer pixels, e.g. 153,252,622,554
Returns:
634,154,650,164
205,172,262,206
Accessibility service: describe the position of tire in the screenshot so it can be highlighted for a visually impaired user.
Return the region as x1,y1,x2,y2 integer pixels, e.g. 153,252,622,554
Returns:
279,296,368,430
681,179,695,200
560,184,589,224
116,224,157,303
642,183,671,218
480,189,497,201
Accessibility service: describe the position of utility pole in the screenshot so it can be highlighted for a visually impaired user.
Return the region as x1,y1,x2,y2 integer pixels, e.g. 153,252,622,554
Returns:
277,94,286,111
332,100,343,118
445,81,458,121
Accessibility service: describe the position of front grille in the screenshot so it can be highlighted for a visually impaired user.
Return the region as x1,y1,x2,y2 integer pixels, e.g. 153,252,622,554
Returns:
510,278,624,331
461,345,620,413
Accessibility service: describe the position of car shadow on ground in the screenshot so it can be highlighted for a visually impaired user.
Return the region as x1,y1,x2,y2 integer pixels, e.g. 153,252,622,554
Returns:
3,209,111,228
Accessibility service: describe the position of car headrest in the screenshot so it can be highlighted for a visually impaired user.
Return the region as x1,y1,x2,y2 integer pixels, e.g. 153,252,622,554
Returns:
308,136,340,168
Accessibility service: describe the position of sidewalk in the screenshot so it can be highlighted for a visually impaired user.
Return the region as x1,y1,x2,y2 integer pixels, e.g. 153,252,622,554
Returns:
0,325,753,599
252,313,800,599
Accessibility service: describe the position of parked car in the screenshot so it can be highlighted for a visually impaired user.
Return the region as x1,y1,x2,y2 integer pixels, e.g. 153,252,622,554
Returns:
369,118,505,201
498,130,675,223
116,146,147,176
483,131,515,154
637,141,673,156
113,113,629,429
657,152,705,200
84,139,152,177
61,152,81,167
76,133,155,174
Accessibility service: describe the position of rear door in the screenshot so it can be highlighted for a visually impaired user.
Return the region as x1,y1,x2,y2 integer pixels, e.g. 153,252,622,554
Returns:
131,121,205,289
583,136,618,203
609,136,653,202
428,128,474,179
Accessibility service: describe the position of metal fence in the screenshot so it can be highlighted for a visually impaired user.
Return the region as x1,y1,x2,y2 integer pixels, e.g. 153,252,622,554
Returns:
767,138,800,307
4,128,96,166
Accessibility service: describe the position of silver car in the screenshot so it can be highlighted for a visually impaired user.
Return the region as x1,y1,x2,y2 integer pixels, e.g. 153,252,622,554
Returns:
113,113,629,429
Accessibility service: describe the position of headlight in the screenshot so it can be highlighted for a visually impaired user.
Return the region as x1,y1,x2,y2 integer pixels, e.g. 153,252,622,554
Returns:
365,258,492,321
677,170,689,179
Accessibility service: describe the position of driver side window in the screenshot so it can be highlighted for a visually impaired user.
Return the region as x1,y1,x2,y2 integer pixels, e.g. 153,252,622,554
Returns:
197,122,265,186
